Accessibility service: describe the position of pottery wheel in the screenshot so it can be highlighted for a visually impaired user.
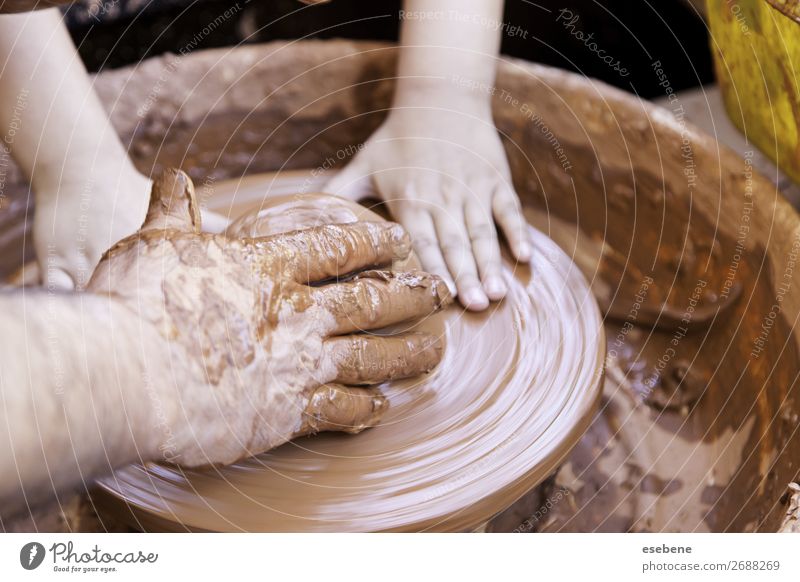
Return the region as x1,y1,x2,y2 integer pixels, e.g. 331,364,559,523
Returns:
95,174,605,532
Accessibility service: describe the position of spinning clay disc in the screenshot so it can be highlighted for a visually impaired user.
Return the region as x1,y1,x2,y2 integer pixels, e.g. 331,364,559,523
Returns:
94,175,605,532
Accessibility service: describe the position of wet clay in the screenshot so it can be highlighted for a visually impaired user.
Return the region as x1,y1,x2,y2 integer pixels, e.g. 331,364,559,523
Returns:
92,178,605,532
3,41,800,532
89,169,451,467
497,94,800,531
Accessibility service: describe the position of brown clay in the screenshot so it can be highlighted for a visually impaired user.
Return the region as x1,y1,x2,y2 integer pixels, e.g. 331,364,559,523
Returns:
92,182,605,532
88,168,451,467
2,40,799,533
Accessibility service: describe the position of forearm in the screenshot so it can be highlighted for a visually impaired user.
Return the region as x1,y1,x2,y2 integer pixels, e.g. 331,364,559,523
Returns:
0,8,137,192
0,1,72,13
0,291,167,516
395,0,503,109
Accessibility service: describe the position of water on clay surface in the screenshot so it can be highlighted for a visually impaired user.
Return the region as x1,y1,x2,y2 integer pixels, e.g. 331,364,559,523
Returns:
88,186,603,532
2,42,799,531
129,105,799,532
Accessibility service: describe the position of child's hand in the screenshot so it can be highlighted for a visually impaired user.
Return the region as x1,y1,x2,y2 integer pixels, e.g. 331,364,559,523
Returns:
326,103,531,311
0,8,153,289
34,166,151,290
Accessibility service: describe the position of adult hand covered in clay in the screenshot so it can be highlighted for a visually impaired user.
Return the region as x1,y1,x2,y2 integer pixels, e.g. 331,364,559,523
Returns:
88,169,451,467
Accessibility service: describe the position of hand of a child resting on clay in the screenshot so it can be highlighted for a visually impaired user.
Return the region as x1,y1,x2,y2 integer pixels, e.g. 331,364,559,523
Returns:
0,8,151,290
34,166,152,289
88,169,451,467
325,0,531,312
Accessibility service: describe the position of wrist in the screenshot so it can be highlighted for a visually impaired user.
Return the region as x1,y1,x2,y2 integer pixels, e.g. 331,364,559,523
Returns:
32,151,144,200
103,296,180,464
392,77,493,115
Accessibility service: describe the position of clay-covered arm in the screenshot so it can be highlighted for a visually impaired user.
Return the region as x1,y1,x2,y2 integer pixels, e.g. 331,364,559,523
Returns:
0,8,151,289
0,291,168,517
0,169,450,516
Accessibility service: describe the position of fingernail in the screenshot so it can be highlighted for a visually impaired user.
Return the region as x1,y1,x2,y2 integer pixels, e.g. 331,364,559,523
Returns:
484,276,507,301
462,287,489,311
444,278,458,297
432,277,455,307
517,241,532,262
46,267,76,291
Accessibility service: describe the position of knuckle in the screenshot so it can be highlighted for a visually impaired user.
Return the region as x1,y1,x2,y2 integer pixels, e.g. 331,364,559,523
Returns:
495,197,522,216
469,223,498,244
356,282,383,325
457,274,482,289
413,235,439,251
439,241,467,258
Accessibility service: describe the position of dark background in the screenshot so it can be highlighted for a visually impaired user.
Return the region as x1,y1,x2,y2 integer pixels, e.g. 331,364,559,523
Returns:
64,0,713,100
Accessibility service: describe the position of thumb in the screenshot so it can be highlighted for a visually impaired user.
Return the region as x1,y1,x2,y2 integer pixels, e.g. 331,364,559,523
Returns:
35,233,93,291
42,264,76,291
141,168,202,234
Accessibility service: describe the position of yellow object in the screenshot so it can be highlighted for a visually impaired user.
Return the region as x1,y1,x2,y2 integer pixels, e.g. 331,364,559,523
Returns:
708,0,800,182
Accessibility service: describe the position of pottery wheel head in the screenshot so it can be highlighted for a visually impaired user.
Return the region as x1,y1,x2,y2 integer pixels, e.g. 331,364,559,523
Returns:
96,188,605,532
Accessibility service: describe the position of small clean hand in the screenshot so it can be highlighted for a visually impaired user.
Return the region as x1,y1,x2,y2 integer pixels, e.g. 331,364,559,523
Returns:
325,104,531,311
34,166,151,290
